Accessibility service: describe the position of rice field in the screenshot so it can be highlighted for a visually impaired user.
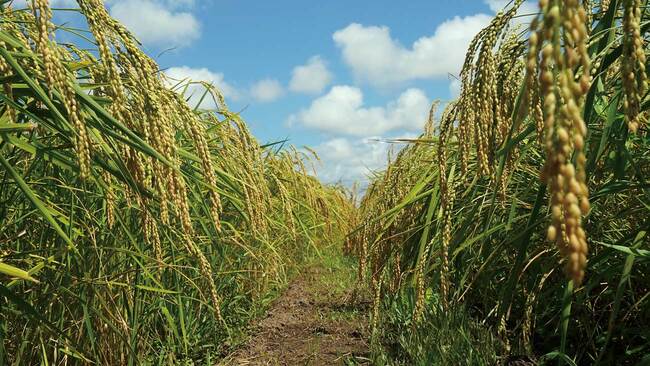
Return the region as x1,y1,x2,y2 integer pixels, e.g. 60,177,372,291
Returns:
0,0,648,365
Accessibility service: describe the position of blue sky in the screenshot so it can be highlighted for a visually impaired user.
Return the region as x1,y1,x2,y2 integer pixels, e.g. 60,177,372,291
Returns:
30,0,536,186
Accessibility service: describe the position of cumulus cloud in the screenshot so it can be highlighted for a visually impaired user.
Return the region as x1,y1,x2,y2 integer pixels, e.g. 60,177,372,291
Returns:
333,16,492,87
449,78,462,99
10,0,201,47
288,86,430,136
109,0,200,47
164,66,239,108
315,137,387,184
313,135,415,185
333,2,537,89
484,0,537,14
289,56,333,94
250,79,284,103
484,0,538,28
155,0,196,9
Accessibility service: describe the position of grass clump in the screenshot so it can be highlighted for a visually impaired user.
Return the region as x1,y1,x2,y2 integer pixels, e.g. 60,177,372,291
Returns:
372,290,503,366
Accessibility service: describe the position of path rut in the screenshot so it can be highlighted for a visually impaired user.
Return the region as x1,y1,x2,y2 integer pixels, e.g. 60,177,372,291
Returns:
222,266,370,365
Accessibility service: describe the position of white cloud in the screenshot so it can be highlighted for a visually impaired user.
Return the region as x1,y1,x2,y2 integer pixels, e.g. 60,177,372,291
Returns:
164,66,239,108
250,78,284,103
449,78,461,99
332,1,538,88
313,135,415,185
10,0,200,49
289,56,333,94
288,85,430,136
484,0,538,27
484,0,537,14
109,0,200,47
314,137,386,184
333,16,492,87
157,0,196,9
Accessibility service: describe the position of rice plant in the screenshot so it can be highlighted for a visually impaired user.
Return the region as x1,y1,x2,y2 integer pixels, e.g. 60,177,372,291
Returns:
0,1,353,364
349,0,650,364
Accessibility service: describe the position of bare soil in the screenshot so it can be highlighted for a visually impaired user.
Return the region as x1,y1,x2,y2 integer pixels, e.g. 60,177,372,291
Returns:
221,266,371,365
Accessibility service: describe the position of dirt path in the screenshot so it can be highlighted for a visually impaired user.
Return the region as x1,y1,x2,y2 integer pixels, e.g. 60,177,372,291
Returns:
221,265,371,365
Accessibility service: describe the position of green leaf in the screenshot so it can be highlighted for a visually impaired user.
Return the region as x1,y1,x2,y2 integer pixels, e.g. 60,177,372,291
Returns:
0,262,38,282
0,154,75,250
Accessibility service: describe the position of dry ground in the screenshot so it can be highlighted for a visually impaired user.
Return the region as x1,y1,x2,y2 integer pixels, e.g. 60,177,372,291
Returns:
221,266,371,365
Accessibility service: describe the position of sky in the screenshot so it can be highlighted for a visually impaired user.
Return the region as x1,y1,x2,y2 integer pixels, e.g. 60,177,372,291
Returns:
16,0,537,186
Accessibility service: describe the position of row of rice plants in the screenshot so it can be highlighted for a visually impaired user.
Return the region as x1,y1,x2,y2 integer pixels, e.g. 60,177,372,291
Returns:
349,1,649,364
0,1,355,364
